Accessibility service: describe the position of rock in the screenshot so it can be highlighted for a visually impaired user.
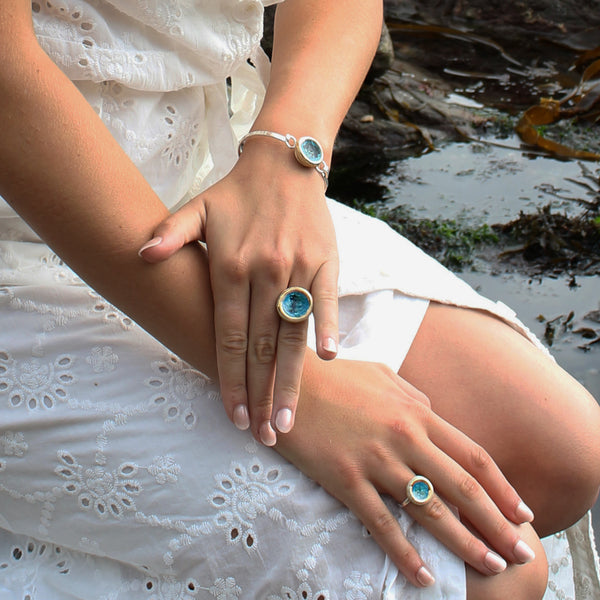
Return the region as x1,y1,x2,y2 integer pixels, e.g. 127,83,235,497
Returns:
365,22,395,83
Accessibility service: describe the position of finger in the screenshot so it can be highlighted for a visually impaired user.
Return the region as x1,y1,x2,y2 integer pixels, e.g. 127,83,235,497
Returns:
428,415,535,524
413,437,536,566
311,258,339,360
211,257,251,433
342,481,436,588
272,317,309,434
246,280,283,446
394,475,511,576
138,199,207,263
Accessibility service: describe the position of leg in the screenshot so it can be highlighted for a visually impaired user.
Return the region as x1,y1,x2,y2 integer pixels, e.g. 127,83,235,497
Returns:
466,523,548,600
399,302,600,536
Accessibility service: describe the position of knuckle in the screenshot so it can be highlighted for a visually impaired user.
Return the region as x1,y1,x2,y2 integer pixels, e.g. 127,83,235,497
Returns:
334,460,363,491
279,326,307,350
491,517,512,540
220,254,249,283
457,474,481,502
315,287,339,305
219,331,248,357
468,444,493,473
370,508,400,535
276,380,300,402
462,533,485,559
261,251,291,282
251,335,277,365
415,390,432,409
250,393,273,415
422,497,446,522
222,382,247,406
389,419,420,445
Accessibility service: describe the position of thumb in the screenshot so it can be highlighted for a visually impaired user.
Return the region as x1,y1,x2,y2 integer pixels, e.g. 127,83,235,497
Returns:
138,199,207,263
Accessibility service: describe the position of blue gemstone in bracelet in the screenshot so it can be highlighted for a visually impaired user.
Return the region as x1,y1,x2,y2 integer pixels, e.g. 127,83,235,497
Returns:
297,137,323,166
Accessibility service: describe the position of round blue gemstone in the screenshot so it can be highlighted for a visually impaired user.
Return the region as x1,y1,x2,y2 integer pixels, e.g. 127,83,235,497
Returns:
411,480,431,502
299,138,323,164
281,291,311,319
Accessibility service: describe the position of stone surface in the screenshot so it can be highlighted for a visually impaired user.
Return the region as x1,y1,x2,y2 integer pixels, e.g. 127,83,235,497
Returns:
298,137,323,164
410,479,432,503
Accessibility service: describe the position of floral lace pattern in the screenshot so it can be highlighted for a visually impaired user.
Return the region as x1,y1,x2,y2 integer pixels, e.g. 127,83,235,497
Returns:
0,281,468,599
0,1,596,598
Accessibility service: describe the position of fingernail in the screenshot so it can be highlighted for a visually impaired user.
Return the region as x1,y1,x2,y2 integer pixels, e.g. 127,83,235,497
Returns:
416,566,435,587
484,551,507,573
259,422,277,447
514,540,536,564
275,408,293,433
138,236,163,256
232,405,250,430
322,337,337,354
515,500,535,523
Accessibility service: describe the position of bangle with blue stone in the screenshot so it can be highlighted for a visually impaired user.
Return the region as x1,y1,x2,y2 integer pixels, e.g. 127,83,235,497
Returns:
238,130,329,188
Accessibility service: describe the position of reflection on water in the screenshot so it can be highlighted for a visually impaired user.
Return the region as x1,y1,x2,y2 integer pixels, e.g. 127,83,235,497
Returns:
379,136,591,223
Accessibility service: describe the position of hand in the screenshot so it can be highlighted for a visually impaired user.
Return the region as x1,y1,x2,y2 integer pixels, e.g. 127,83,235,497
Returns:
276,354,537,588
138,141,339,446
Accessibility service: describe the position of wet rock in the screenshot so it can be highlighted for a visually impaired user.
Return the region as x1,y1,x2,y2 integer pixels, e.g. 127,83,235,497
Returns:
383,0,600,45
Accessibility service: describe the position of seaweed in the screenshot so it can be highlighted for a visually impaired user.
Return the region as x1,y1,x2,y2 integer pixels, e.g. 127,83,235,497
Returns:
492,164,600,275
351,201,498,270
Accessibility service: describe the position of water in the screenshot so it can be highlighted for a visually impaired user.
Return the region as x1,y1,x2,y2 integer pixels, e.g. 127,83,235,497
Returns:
372,135,600,542
380,136,592,223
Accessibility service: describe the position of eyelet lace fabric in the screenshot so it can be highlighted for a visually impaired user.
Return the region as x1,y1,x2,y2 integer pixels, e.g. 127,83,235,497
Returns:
0,1,598,598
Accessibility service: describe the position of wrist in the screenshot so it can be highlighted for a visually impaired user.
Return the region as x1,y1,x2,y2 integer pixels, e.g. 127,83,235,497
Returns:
238,130,329,189
250,109,335,163
234,134,328,193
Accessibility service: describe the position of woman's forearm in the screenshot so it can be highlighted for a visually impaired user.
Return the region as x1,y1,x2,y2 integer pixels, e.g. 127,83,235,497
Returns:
254,0,383,157
0,10,218,377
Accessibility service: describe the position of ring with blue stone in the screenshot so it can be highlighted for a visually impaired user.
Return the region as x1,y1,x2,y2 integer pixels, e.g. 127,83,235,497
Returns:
400,475,434,507
276,287,313,323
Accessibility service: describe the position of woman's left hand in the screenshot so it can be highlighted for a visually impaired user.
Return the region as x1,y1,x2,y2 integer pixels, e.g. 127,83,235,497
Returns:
138,140,339,446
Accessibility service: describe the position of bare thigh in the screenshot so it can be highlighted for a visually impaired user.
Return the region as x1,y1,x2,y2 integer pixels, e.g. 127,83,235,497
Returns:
399,302,600,536
466,522,548,600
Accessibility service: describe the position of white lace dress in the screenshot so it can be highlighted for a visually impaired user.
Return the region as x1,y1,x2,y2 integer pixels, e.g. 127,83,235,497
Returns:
0,1,598,599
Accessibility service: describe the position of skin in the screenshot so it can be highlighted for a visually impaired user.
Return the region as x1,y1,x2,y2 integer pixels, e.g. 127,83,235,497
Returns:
139,0,385,446
1,1,599,597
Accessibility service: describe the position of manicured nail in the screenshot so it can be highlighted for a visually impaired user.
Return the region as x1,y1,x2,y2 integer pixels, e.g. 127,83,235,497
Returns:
138,236,163,256
259,422,277,447
322,337,338,354
232,405,250,430
416,566,435,587
484,551,507,573
275,408,293,433
515,501,535,523
514,540,536,564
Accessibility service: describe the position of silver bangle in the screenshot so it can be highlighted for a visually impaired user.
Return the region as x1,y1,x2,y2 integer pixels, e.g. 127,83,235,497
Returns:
238,130,329,189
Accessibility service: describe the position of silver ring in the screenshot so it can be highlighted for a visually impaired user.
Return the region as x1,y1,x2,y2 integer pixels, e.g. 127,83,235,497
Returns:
276,287,313,322
400,475,434,507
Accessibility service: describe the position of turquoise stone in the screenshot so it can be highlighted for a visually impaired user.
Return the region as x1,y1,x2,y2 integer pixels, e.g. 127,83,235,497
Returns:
411,479,431,502
299,138,323,164
281,290,311,319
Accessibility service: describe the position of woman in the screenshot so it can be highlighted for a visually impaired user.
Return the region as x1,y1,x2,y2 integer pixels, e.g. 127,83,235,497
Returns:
0,1,598,598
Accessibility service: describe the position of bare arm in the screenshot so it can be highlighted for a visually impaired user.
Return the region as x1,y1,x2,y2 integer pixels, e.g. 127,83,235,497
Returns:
0,4,535,588
0,3,218,376
139,0,384,443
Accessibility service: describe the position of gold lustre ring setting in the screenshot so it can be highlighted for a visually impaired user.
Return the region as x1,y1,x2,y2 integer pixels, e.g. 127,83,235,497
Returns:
276,287,313,323
400,475,434,507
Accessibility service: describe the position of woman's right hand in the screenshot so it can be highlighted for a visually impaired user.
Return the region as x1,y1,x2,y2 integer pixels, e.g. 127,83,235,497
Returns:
275,353,537,588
